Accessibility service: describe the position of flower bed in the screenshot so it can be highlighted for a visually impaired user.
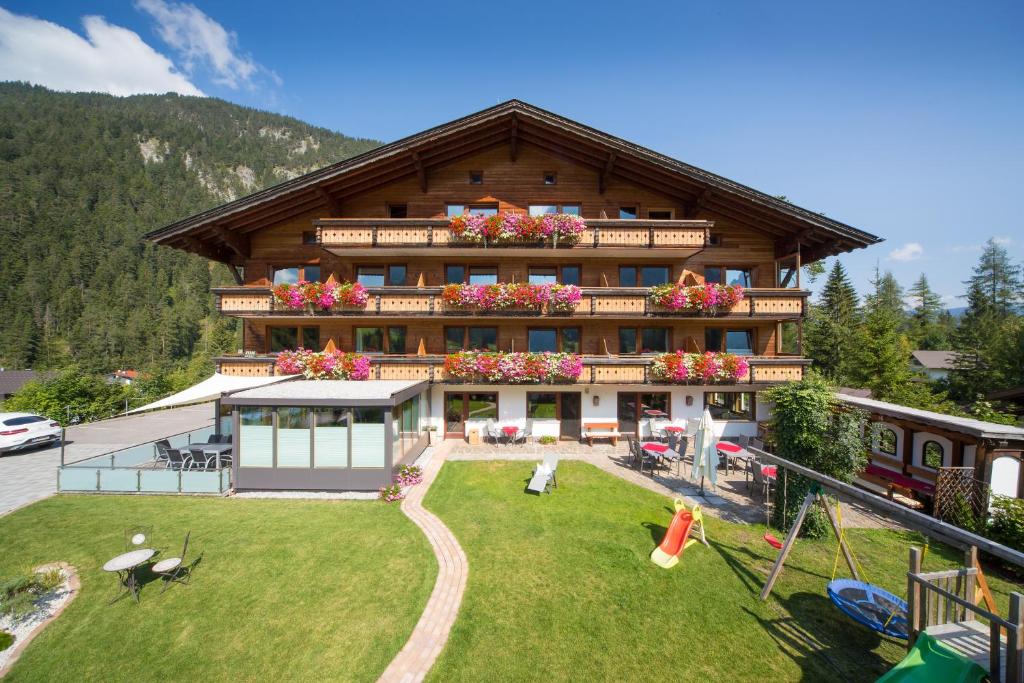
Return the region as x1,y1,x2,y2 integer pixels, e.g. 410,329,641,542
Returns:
443,352,583,384
272,280,368,311
650,351,750,384
275,349,371,380
448,212,585,245
441,283,581,313
648,283,744,313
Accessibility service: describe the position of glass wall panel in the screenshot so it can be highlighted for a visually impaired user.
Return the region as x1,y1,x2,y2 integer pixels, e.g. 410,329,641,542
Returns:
276,407,311,468
351,407,386,468
314,408,349,468
240,407,274,467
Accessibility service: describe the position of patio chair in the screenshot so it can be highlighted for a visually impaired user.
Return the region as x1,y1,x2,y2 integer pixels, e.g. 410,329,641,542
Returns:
737,435,750,448
663,433,686,477
192,449,230,470
158,443,196,471
208,434,231,444
625,435,639,467
485,418,500,445
512,419,533,446
751,458,774,499
542,453,559,488
151,531,193,593
637,440,664,477
153,439,171,465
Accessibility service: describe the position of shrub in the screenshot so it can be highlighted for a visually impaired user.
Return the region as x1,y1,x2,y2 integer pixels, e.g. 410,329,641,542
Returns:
988,495,1024,552
396,465,423,487
0,569,65,619
763,376,868,538
538,435,557,445
0,630,12,651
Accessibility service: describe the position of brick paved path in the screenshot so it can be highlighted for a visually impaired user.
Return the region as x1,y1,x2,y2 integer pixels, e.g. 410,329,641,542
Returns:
378,445,466,683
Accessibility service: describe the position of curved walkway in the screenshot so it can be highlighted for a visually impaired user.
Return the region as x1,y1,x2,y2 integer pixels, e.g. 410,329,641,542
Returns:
379,446,467,683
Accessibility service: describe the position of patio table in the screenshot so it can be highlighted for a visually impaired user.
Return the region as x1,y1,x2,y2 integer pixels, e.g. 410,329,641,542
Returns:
715,441,752,476
642,442,682,476
501,426,519,447
188,442,232,468
103,548,156,604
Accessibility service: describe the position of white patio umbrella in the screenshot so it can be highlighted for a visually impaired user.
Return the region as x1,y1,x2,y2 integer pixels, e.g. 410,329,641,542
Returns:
689,408,719,494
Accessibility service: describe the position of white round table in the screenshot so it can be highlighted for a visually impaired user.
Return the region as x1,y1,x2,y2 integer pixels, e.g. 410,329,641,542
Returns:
104,548,156,604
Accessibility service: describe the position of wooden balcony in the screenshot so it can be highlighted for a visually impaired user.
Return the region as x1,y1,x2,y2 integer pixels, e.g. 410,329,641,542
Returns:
215,354,809,385
214,286,807,319
315,218,710,258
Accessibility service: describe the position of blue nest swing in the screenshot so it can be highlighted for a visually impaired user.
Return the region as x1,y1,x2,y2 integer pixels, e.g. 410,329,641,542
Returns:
826,579,909,640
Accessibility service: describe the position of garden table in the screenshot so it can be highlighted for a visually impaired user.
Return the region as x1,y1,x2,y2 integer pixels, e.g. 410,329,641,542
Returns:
501,426,519,447
103,548,156,604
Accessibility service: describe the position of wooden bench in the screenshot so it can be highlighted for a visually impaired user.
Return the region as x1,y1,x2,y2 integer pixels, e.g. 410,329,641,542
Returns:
583,421,620,446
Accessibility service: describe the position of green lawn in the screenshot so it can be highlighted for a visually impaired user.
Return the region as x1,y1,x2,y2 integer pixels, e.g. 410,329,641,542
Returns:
0,495,435,682
424,460,1024,682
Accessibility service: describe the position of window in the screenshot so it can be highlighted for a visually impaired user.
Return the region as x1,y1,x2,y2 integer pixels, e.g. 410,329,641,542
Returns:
387,203,408,218
272,265,320,285
268,326,319,352
2,415,45,426
543,172,557,185
469,170,483,185
617,392,671,434
354,327,384,353
923,441,945,469
705,267,752,287
705,328,754,355
648,209,674,220
301,231,317,245
239,407,273,468
619,327,669,354
313,408,348,468
351,407,385,468
354,326,405,354
619,265,671,287
445,393,499,435
776,255,799,288
447,203,498,217
528,327,580,354
619,207,638,219
877,426,898,456
356,265,406,286
528,265,580,286
529,204,581,216
704,392,755,421
527,393,558,418
446,265,497,284
276,407,311,468
446,326,497,352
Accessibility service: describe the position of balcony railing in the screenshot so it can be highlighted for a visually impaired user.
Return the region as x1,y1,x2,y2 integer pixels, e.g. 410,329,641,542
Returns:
215,353,808,384
215,286,807,319
315,219,709,251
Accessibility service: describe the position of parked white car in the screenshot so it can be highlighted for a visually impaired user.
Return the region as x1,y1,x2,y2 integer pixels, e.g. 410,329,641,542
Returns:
0,413,62,453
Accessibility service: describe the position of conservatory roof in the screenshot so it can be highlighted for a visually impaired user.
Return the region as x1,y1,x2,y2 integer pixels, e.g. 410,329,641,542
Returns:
222,379,427,407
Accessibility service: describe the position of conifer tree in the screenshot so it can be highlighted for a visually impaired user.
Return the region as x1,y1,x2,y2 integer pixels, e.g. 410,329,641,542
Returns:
907,274,947,349
804,261,860,383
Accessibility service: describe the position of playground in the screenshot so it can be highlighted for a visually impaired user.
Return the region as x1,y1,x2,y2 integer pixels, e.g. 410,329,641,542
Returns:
424,458,1024,682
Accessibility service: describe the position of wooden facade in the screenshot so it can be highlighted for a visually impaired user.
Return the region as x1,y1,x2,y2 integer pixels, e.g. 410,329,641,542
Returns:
146,101,882,395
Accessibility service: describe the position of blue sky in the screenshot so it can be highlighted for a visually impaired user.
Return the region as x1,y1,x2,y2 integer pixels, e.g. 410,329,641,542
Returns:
1,0,1022,306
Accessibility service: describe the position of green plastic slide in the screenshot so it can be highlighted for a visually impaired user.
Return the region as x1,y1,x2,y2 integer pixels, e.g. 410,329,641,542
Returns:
877,633,987,683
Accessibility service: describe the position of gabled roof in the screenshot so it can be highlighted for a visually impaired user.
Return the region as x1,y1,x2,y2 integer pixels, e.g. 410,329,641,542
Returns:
145,100,882,263
0,369,39,396
910,350,958,370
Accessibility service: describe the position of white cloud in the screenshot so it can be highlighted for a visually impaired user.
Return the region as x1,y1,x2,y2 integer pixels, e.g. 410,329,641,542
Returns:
0,8,203,97
135,0,267,90
887,242,924,262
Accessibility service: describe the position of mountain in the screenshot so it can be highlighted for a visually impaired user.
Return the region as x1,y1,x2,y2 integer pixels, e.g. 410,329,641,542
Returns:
0,83,381,374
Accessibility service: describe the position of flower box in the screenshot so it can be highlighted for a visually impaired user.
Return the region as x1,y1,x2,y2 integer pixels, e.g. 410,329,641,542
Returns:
275,349,371,380
448,212,585,246
649,351,749,384
648,283,744,314
443,352,583,384
272,281,368,312
440,283,581,315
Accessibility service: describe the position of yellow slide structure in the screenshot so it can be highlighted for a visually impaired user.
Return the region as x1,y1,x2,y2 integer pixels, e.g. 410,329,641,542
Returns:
650,499,707,569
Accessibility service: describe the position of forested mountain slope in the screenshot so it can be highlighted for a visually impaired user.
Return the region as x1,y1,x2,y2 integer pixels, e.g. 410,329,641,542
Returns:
0,83,380,373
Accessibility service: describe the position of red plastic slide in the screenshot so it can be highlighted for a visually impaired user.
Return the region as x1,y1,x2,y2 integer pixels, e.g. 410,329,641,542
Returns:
650,509,695,568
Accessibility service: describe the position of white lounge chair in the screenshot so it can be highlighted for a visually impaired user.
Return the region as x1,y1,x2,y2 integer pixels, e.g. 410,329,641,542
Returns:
527,454,559,494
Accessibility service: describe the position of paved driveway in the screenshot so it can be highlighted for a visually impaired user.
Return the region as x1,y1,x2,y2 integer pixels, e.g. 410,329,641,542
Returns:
0,403,216,516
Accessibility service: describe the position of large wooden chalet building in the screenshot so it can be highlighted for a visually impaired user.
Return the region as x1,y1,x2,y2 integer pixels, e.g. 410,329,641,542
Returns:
146,101,881,490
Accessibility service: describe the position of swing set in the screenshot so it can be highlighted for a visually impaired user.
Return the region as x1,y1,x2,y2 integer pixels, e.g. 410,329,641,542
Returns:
752,448,1024,644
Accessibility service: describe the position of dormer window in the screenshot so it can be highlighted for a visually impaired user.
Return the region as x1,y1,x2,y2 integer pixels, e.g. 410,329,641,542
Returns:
469,171,484,185
543,172,557,185
619,207,637,219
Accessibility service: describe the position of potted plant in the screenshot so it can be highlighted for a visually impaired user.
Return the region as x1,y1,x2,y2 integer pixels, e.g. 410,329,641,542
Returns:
424,424,438,446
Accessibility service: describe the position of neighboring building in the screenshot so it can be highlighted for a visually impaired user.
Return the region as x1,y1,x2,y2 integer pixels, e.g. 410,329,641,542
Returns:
909,350,957,382
0,369,38,401
988,386,1024,417
840,393,1024,503
145,101,881,491
105,369,138,385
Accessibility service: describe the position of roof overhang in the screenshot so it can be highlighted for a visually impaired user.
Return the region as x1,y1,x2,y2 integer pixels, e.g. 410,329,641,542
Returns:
838,393,1024,443
144,100,882,264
